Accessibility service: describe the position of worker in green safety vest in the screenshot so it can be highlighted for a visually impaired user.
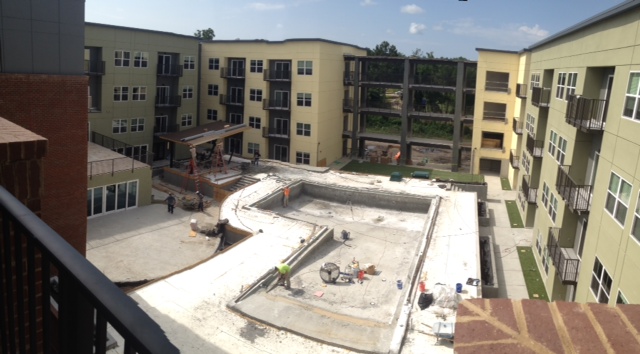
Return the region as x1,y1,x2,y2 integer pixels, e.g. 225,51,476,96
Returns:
275,263,291,289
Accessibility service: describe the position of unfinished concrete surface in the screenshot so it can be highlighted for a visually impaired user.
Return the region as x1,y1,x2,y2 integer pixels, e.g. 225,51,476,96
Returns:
99,161,484,353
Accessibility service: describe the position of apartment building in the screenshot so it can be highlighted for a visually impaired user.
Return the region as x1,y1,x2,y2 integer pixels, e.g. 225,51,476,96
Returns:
200,39,367,167
490,0,640,304
471,49,522,176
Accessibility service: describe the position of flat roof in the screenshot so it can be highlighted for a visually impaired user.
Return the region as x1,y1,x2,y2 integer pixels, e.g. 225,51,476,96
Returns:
475,48,520,54
158,122,250,146
209,38,368,51
85,22,201,41
87,142,149,176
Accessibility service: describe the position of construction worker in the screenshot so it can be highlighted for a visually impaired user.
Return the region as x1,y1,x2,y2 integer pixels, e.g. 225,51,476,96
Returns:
165,193,176,214
283,186,291,207
394,151,401,165
196,191,204,212
275,263,291,289
253,150,261,166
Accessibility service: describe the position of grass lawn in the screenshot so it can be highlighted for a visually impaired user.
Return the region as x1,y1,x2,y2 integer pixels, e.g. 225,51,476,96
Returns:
500,177,511,190
517,247,550,301
504,200,524,228
341,161,484,183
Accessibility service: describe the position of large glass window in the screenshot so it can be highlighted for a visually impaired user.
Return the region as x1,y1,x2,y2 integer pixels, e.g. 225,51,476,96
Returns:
525,113,535,137
623,72,640,121
590,257,612,304
606,173,632,226
548,130,567,165
87,181,138,217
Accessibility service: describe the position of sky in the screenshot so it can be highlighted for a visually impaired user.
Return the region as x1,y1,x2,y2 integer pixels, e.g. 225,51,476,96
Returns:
85,0,627,60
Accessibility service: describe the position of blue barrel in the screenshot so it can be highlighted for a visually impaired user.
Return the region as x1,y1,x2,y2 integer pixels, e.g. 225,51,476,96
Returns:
397,280,403,289
456,283,462,293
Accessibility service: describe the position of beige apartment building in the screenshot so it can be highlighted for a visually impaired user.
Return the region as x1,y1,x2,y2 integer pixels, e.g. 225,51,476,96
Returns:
200,39,367,166
478,0,640,304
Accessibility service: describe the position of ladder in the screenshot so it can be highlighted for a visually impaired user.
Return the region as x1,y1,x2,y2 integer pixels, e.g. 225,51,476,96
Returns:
212,142,227,177
181,146,200,193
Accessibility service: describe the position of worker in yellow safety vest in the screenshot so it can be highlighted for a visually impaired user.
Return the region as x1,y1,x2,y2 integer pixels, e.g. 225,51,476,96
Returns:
275,263,291,289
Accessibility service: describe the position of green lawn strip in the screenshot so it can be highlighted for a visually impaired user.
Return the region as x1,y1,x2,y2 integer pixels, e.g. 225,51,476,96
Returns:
516,247,550,301
340,161,484,183
504,200,524,228
500,177,511,190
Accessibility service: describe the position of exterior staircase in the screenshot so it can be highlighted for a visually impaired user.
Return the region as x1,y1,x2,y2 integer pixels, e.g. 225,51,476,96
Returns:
226,176,259,192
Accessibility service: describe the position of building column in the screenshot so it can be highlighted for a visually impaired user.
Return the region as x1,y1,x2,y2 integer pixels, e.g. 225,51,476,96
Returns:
452,61,464,172
400,58,410,166
350,58,360,158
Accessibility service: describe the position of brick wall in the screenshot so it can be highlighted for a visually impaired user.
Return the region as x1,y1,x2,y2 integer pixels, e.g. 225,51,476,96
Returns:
0,73,88,255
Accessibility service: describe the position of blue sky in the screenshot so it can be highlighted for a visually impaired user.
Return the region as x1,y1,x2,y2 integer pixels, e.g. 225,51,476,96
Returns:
85,0,626,59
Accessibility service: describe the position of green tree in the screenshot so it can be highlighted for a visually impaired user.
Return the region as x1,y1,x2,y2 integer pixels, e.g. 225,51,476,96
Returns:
194,28,215,40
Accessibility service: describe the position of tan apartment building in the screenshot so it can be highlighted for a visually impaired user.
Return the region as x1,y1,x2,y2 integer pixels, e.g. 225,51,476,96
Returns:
200,39,367,167
488,0,640,304
471,49,522,177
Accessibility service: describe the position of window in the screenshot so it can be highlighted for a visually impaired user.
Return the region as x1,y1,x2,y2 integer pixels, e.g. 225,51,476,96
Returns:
296,123,311,136
112,119,127,134
549,194,558,223
249,116,261,129
130,118,144,132
535,232,543,257
632,192,640,243
296,152,311,165
208,84,219,96
248,142,260,155
617,290,628,305
623,72,640,121
132,86,146,101
556,72,577,101
297,60,312,75
556,73,566,100
530,73,540,91
542,183,549,209
113,86,129,101
521,153,530,174
228,137,242,154
230,87,244,104
182,86,194,99
183,56,195,70
542,248,550,275
250,60,263,73
591,257,612,304
209,58,220,70
207,109,218,121
133,51,148,68
525,113,535,137
181,114,193,127
297,93,312,107
606,172,632,226
87,180,138,217
548,130,567,165
115,50,130,67
249,89,263,102
566,73,578,100
229,113,243,124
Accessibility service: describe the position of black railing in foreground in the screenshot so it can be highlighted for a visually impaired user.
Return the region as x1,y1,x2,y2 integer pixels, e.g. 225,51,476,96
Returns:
565,94,607,131
556,165,593,212
521,175,537,203
547,227,580,284
0,186,178,354
512,117,523,134
531,86,551,108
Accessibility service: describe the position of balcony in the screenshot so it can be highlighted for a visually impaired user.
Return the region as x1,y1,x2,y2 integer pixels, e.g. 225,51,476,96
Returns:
0,186,177,353
565,94,607,132
262,98,290,111
264,69,291,81
516,83,527,99
155,95,182,107
547,227,580,284
510,150,520,169
485,81,509,93
525,136,544,158
521,175,537,204
556,165,592,213
156,64,183,77
220,67,245,79
531,87,551,108
220,94,244,106
344,71,355,85
262,126,290,139
483,110,507,124
84,60,105,75
343,98,354,112
512,117,523,135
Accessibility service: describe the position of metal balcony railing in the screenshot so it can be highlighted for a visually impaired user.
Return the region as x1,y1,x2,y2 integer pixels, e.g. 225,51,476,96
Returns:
413,73,457,87
343,98,354,112
84,60,105,75
526,136,544,157
483,110,507,123
156,64,183,77
262,126,290,139
90,131,154,161
485,80,509,93
513,117,523,135
155,95,182,107
0,186,177,354
531,86,551,107
510,150,520,169
565,94,607,132
360,99,399,112
88,153,153,178
262,98,290,111
220,94,244,106
361,72,404,84
547,227,580,284
344,71,355,85
220,67,245,79
556,165,593,213
263,69,291,81
516,83,527,98
521,175,537,203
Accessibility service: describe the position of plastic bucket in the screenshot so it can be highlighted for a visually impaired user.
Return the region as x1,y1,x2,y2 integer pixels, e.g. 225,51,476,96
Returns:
396,280,403,290
456,283,462,293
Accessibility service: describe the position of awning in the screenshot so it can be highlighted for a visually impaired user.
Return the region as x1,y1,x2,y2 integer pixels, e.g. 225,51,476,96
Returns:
158,122,250,147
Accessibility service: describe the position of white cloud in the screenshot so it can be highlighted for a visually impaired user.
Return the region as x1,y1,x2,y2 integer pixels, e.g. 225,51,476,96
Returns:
409,22,426,34
434,18,550,47
360,0,376,6
247,2,285,11
518,24,549,38
276,23,284,28
401,4,424,14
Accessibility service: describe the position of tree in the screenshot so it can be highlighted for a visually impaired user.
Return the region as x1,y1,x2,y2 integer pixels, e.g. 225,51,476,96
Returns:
194,28,215,40
368,41,402,57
